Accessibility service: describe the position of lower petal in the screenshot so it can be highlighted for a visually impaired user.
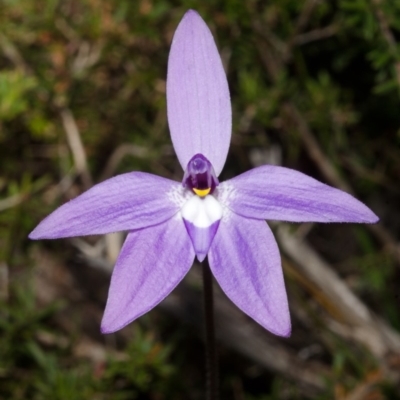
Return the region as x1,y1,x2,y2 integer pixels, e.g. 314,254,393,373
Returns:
101,215,195,333
208,211,291,337
181,195,222,262
183,220,220,262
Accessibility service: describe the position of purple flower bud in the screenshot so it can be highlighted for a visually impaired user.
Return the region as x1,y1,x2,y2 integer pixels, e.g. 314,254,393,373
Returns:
182,153,219,196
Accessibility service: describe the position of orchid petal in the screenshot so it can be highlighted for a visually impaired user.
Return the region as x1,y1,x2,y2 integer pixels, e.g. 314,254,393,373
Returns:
29,172,187,239
167,10,231,176
218,166,378,223
181,195,222,261
183,221,220,262
208,211,291,337
101,216,195,333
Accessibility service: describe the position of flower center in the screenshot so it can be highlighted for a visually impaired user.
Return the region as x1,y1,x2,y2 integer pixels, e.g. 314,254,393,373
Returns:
182,153,219,197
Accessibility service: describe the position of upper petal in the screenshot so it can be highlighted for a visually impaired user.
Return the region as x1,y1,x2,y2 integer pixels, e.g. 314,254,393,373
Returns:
217,165,378,223
29,172,187,239
208,211,291,337
167,10,231,176
101,216,195,333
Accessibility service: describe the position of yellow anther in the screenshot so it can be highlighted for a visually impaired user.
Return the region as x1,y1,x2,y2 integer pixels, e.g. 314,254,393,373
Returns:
193,188,211,197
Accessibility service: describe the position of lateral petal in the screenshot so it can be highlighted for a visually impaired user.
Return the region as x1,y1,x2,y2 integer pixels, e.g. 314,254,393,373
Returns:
218,165,378,223
167,10,231,176
101,216,195,333
208,212,291,337
30,172,188,239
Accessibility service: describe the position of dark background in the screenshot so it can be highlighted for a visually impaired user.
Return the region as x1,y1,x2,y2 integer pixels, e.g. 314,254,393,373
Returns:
1,0,400,398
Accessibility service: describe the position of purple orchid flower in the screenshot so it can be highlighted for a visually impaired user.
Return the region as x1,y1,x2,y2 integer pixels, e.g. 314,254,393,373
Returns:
29,10,378,337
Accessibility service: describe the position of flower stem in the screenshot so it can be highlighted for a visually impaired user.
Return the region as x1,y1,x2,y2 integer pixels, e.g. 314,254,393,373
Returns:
202,258,218,400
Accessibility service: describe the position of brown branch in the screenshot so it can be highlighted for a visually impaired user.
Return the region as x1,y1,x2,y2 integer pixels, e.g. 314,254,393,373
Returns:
292,0,321,36
277,224,400,358
284,0,321,61
0,262,9,302
99,143,149,181
293,25,338,46
372,0,397,51
0,33,32,74
0,193,25,212
0,33,93,192
60,108,93,189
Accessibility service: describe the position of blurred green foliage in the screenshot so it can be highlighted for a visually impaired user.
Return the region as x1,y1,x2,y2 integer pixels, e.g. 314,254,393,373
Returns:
1,0,400,398
0,281,182,399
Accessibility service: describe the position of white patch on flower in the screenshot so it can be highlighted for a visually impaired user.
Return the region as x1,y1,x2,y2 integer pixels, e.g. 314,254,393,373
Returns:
167,185,194,208
213,182,236,223
181,195,222,228
214,182,235,207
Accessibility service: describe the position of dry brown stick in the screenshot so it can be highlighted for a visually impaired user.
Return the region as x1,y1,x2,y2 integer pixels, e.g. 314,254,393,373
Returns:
0,32,93,191
293,25,338,46
340,154,396,191
277,224,400,358
60,108,93,190
343,371,382,400
99,144,149,181
0,262,9,302
0,177,52,212
0,193,25,212
253,0,331,64
283,103,352,191
0,33,32,74
373,2,396,49
284,0,321,61
293,0,321,35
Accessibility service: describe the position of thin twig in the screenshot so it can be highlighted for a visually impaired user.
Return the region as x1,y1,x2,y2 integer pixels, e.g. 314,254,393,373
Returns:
292,0,320,36
0,262,9,302
99,144,149,181
293,25,338,46
0,32,32,74
0,193,25,212
282,103,352,192
0,32,93,192
104,233,123,264
284,0,321,61
60,108,93,189
343,371,382,400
